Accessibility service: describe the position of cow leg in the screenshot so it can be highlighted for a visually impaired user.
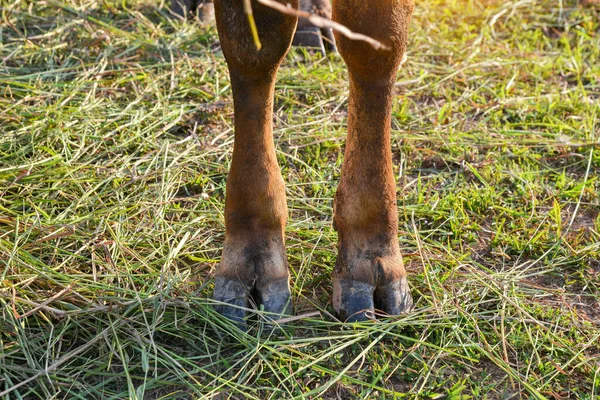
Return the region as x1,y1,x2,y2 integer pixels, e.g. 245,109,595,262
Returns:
212,0,298,325
331,0,415,321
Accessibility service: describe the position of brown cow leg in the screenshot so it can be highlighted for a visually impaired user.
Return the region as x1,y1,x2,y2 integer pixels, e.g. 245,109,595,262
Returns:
172,0,336,54
212,0,298,325
331,0,415,321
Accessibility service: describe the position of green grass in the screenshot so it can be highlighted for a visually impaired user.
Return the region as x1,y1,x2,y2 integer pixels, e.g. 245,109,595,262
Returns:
1,0,599,398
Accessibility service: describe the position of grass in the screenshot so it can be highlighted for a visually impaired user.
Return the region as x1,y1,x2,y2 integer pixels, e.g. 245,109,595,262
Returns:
1,0,599,398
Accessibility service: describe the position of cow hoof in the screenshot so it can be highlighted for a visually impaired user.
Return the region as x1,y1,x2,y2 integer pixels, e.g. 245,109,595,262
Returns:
374,278,413,316
333,277,413,322
212,276,292,329
333,279,375,322
292,26,337,55
256,278,293,317
212,276,249,327
170,0,215,25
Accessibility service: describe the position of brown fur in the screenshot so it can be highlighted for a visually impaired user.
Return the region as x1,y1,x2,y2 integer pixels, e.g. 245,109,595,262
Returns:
213,0,415,321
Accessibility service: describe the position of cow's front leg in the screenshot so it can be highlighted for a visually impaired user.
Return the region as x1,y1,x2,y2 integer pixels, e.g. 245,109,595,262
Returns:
332,0,415,321
212,0,298,325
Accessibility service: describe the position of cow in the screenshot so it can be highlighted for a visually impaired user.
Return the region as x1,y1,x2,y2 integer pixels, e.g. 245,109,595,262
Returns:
201,0,415,325
172,0,337,54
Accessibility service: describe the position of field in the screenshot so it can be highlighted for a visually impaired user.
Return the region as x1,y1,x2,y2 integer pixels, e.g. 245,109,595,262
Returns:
1,0,599,398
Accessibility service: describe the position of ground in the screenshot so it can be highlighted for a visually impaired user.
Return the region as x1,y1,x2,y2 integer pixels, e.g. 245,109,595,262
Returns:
1,0,599,398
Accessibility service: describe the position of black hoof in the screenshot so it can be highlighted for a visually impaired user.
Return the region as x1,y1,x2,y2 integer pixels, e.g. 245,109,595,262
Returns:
256,278,293,318
375,278,414,316
333,278,413,322
212,276,249,328
333,279,375,322
170,0,215,25
292,26,337,55
212,276,292,328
